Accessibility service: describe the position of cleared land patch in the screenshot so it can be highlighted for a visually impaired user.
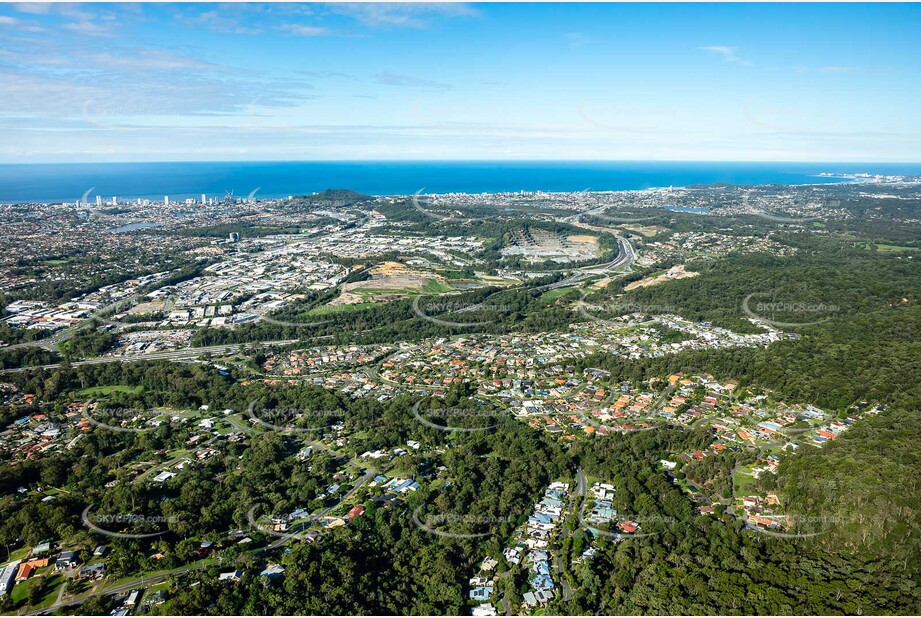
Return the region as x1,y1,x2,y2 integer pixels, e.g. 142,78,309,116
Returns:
624,263,699,290
501,230,600,263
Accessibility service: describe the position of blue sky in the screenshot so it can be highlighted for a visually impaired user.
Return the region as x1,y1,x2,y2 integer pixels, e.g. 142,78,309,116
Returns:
1,2,919,162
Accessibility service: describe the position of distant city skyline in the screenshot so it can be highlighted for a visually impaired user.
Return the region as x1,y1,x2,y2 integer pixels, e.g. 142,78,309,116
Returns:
1,2,919,163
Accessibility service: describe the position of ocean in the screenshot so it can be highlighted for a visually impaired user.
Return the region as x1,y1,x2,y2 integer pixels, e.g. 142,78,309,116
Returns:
1,161,919,203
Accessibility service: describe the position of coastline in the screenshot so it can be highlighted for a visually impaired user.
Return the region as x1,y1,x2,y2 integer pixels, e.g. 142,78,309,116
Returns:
1,160,919,204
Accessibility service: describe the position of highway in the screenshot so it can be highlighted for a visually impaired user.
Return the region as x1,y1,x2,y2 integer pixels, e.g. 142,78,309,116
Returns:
536,235,635,292
1,293,151,354
1,326,76,353
0,339,298,375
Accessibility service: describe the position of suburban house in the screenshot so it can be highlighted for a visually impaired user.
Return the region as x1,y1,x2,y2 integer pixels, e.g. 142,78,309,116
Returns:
55,551,78,570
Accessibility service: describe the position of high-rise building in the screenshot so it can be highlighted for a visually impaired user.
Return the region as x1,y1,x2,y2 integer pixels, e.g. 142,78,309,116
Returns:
164,196,170,205
96,195,102,207
111,197,117,206
201,194,207,205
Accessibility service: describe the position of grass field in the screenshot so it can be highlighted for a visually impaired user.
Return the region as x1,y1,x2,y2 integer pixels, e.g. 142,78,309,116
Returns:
540,288,578,302
10,570,64,610
78,385,145,396
307,301,380,316
4,546,30,565
874,243,920,253
733,468,757,496
99,557,217,594
422,279,454,293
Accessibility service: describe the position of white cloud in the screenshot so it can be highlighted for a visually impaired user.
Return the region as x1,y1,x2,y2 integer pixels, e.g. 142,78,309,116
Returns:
12,3,54,15
62,20,117,37
699,46,751,66
327,2,478,28
297,70,355,81
85,50,224,72
373,72,451,91
179,8,264,35
14,2,97,20
282,24,330,37
0,14,46,32
565,32,591,49
821,66,859,74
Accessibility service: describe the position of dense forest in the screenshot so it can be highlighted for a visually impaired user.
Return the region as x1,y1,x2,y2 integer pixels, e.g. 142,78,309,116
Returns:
2,354,920,614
